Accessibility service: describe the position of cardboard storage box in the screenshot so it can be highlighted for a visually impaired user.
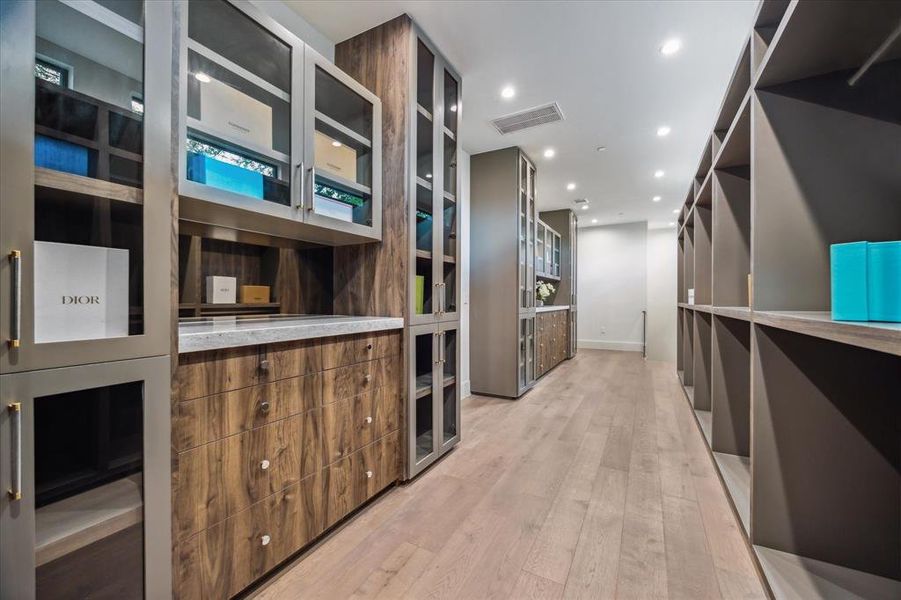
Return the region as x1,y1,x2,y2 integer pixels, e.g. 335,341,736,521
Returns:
240,285,270,304
200,77,273,149
314,130,357,180
33,241,128,343
206,276,237,304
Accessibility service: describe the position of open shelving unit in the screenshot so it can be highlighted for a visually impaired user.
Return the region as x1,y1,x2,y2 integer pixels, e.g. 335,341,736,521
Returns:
676,2,901,598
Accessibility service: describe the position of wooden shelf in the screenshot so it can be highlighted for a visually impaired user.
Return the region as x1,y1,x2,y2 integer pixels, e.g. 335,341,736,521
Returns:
315,110,372,149
754,1,901,88
753,310,901,357
713,452,750,533
713,93,751,169
35,167,143,205
695,171,713,207
315,168,372,196
187,38,290,102
692,304,713,314
186,116,290,165
711,306,751,321
443,126,455,141
416,176,433,191
754,545,901,600
416,103,433,121
713,39,751,132
694,408,712,444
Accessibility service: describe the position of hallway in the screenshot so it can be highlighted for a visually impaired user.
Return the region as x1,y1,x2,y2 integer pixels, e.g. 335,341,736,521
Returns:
253,350,767,599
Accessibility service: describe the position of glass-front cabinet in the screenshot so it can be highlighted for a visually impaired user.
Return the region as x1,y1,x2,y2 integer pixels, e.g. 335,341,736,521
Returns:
408,322,460,477
518,315,535,393
410,36,461,325
177,0,381,244
536,219,561,280
519,153,536,311
0,356,171,599
0,0,171,373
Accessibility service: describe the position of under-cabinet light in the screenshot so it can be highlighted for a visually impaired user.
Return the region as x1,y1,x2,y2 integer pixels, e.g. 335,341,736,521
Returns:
194,72,211,83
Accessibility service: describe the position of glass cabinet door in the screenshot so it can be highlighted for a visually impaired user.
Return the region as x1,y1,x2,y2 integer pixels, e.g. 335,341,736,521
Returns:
554,233,562,277
440,68,459,319
412,41,435,324
0,356,170,599
439,324,459,449
536,222,545,275
1,0,170,373
519,154,536,310
180,0,299,220
408,326,439,477
304,49,381,239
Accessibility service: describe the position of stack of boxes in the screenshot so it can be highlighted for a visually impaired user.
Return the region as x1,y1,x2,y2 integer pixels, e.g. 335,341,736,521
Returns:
831,241,901,322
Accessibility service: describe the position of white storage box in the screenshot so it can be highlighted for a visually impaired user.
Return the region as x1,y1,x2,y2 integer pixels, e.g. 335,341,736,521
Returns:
206,276,237,304
33,241,128,343
688,288,695,305
200,77,273,149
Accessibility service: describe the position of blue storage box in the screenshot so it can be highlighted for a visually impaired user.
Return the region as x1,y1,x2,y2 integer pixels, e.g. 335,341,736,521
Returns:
35,135,89,176
831,242,869,321
187,152,264,199
867,241,901,322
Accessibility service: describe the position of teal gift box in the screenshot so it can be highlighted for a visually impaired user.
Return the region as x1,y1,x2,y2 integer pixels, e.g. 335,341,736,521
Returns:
868,241,901,322
831,242,869,321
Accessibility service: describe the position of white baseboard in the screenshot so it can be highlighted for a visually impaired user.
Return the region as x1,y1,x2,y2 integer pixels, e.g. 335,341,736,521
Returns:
461,379,471,398
578,339,643,352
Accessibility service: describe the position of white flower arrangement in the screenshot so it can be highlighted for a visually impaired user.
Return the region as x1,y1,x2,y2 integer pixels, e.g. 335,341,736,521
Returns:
536,281,556,302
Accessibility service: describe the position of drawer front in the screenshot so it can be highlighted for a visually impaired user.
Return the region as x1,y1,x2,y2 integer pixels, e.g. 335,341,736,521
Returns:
260,339,322,382
322,330,401,370
325,431,399,526
175,411,323,541
177,475,325,600
322,387,400,465
322,356,400,405
175,373,322,451
177,345,262,401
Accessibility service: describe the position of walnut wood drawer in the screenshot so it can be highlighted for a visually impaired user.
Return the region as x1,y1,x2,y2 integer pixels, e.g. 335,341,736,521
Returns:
174,411,323,542
175,475,325,600
174,373,322,451
322,331,401,370
322,356,400,405
325,431,399,526
322,386,400,465
177,339,322,401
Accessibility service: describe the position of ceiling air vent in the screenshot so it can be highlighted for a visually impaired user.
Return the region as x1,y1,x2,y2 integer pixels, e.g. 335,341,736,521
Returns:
573,198,589,205
491,102,564,135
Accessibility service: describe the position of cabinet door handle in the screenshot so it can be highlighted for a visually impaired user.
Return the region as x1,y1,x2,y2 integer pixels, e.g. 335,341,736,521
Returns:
366,343,373,350
8,251,21,348
295,161,305,210
259,400,271,414
307,166,315,211
363,373,372,383
8,402,21,500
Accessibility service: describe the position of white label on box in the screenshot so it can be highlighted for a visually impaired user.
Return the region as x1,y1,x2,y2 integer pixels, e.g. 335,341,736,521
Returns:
200,77,273,149
313,195,354,223
206,276,237,304
34,241,128,343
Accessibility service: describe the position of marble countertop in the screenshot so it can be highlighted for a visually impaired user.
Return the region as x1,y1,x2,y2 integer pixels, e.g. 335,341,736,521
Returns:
536,304,570,313
179,315,404,353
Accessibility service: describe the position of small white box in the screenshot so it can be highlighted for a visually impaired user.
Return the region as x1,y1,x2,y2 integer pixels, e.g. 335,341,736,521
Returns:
200,77,273,149
688,288,695,305
34,241,128,343
206,276,237,304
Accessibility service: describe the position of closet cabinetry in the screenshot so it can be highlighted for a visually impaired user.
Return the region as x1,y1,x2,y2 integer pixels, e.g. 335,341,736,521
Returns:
177,0,382,245
536,220,561,279
539,209,579,359
471,147,539,398
536,308,568,378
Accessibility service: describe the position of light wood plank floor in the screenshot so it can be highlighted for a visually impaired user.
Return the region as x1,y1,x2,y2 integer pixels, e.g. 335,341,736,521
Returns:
251,350,767,600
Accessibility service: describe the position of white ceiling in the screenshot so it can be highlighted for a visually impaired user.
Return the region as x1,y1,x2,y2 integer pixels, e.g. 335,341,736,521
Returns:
287,0,758,228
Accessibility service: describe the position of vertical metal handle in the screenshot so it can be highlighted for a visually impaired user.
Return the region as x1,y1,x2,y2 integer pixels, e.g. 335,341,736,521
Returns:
307,166,315,211
295,161,305,210
8,250,21,348
440,331,446,364
8,402,21,501
641,310,647,359
434,332,440,365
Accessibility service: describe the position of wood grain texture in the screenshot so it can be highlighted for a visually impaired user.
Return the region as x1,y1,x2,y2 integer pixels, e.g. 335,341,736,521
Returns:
174,373,322,451
326,431,400,525
250,351,766,600
261,339,323,380
333,16,411,318
322,356,401,405
322,387,400,466
322,330,401,370
176,345,262,401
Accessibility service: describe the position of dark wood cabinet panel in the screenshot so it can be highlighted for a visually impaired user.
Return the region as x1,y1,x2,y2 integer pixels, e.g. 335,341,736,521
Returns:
261,339,323,381
176,345,263,401
322,387,400,465
322,330,401,370
322,356,401,405
325,431,399,526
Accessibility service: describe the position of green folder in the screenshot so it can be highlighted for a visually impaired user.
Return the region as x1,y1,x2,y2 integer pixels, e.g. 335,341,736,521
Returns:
415,275,425,314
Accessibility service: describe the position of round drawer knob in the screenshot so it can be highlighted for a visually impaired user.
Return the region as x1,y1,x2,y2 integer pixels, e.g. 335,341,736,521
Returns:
259,359,270,372
364,373,372,383
365,470,373,479
260,459,270,470
366,343,373,350
261,534,271,546
259,401,271,414
364,416,373,425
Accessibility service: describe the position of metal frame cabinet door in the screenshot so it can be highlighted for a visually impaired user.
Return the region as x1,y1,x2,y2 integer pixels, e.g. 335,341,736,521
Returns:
407,323,440,478
1,0,172,374
0,355,171,599
437,321,461,453
435,55,462,324
302,46,382,241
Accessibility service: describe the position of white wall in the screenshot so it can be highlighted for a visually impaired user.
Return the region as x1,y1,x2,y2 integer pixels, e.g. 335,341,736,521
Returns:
578,222,647,352
459,150,471,398
646,227,677,362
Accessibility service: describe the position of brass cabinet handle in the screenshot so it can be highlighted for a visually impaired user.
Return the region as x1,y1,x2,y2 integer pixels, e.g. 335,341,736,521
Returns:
8,403,21,500
8,251,21,348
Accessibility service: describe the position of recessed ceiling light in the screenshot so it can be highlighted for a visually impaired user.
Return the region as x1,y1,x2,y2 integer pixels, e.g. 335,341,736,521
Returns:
669,222,676,226
543,148,556,159
501,85,516,99
652,196,661,202
580,205,589,210
660,39,682,56
657,125,671,137
591,218,598,224
654,170,665,178
566,183,576,191
672,209,680,214
331,140,343,147
194,72,212,83
426,173,432,179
